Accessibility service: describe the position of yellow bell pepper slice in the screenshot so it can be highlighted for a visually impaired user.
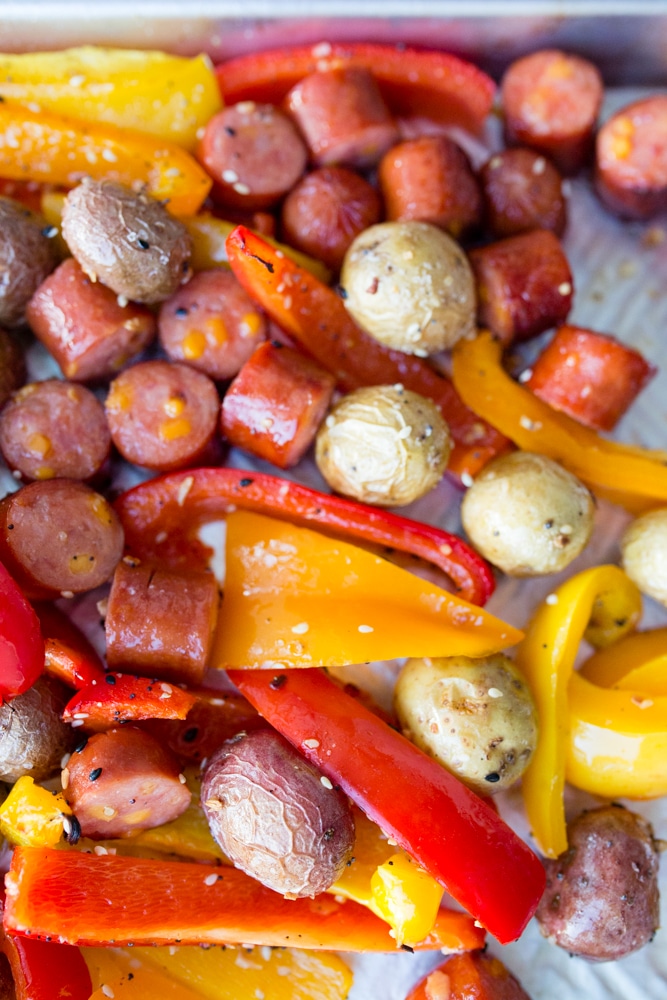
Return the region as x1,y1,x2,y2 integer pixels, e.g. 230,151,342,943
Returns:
0,101,211,216
580,628,667,693
0,775,71,847
566,673,667,799
127,944,353,1000
213,510,523,669
84,948,205,1000
516,564,641,858
0,47,221,151
452,330,667,512
331,808,442,947
184,213,332,284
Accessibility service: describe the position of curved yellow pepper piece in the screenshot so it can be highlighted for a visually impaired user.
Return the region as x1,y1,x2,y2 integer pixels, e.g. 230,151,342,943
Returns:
516,565,641,858
214,510,523,669
581,628,667,692
452,331,667,512
0,47,221,151
0,775,71,847
0,101,211,216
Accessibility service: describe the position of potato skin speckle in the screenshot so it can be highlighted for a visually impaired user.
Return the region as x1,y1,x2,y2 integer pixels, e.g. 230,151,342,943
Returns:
61,178,192,304
201,729,355,898
315,384,451,507
395,654,538,795
340,220,476,355
461,451,595,575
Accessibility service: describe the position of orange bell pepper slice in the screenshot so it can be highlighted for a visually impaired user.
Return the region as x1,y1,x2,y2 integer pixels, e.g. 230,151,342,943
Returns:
5,847,484,953
452,330,667,511
0,101,211,216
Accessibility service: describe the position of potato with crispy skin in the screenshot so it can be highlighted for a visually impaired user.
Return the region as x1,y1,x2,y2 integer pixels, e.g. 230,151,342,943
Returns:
0,197,59,327
621,508,667,606
201,729,355,898
61,178,192,304
0,676,75,784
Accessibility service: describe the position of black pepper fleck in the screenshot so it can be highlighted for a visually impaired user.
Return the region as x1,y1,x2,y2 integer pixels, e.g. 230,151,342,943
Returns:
484,772,500,783
270,674,287,690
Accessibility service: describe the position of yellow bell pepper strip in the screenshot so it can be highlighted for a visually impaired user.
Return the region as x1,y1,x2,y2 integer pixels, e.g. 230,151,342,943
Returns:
0,776,71,848
214,510,521,669
581,628,667,692
185,213,332,283
84,947,205,1000
5,847,484,952
332,807,442,947
0,101,211,216
516,564,642,858
121,944,353,1000
451,331,667,511
566,673,667,799
229,668,545,943
0,47,221,152
114,468,496,606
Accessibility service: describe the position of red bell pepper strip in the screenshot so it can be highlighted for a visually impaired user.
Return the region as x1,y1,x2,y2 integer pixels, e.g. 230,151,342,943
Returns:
62,673,198,731
225,225,510,481
0,887,92,1000
4,847,485,953
114,468,494,606
0,561,43,702
405,951,531,1000
227,668,545,944
35,602,106,690
217,42,496,135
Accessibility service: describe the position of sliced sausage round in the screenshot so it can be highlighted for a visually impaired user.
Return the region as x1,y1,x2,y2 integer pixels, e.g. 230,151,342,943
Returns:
480,147,566,238
198,103,308,210
281,166,381,270
0,479,124,599
158,270,267,380
61,178,193,304
0,197,59,328
0,675,76,784
595,95,667,220
0,379,110,482
105,360,219,472
105,559,219,686
536,805,660,961
26,258,156,383
63,726,191,839
285,67,399,170
378,136,483,240
501,49,603,174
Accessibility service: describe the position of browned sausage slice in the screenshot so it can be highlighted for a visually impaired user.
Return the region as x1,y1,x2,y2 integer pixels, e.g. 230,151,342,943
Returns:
158,270,267,380
0,379,110,482
285,67,399,170
595,95,667,219
501,49,603,174
0,479,124,599
63,726,191,839
198,103,308,210
105,360,219,472
221,341,335,469
379,136,482,239
480,147,566,238
105,559,219,686
281,166,381,270
26,258,156,382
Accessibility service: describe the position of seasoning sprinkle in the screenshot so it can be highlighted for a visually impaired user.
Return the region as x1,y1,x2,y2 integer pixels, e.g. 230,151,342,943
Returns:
89,767,102,782
320,776,333,789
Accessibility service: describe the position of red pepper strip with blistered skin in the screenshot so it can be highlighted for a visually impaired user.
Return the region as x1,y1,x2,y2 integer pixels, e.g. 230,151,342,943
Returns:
114,468,494,606
35,602,106,690
0,561,43,703
217,43,496,135
62,674,198,731
225,226,510,482
4,847,485,953
0,889,92,1000
228,668,545,944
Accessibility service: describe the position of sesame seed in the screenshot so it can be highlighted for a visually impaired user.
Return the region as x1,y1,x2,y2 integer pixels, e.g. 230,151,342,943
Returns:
101,986,115,999
177,476,194,506
155,531,168,544
303,738,320,749
291,622,309,635
631,696,653,709
560,524,573,534
71,719,85,728
60,591,75,599
320,776,333,789
178,772,187,784
222,169,239,183
233,182,251,196
73,713,90,720
204,872,219,886
94,845,109,856
61,767,70,789
488,155,502,170
358,624,374,633
532,157,546,175
116,295,129,308
488,687,504,698
69,74,86,87
236,101,256,114
461,472,474,488
545,593,559,605
101,148,117,162
558,282,572,296
518,368,533,383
